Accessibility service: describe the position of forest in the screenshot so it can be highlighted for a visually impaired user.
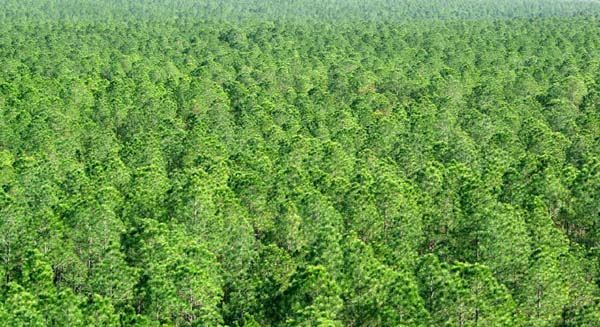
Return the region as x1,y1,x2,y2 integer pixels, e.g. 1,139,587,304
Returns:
0,0,599,326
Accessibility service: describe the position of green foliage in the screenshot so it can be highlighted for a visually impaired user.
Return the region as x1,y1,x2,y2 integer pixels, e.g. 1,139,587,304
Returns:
1,1,600,326
2,283,45,327
280,265,343,327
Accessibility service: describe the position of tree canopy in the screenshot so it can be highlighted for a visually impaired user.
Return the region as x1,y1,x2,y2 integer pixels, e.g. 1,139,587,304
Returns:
1,0,599,326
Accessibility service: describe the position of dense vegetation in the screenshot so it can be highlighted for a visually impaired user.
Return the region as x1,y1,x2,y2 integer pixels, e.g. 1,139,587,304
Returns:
1,0,600,326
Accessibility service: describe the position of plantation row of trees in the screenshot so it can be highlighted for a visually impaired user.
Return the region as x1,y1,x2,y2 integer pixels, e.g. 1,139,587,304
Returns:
0,1,599,326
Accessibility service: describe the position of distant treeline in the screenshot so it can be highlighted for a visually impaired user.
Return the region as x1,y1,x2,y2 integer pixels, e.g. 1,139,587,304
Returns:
1,0,599,22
